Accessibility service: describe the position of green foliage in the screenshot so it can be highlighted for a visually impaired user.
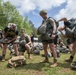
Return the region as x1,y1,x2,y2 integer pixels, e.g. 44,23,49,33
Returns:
0,0,37,35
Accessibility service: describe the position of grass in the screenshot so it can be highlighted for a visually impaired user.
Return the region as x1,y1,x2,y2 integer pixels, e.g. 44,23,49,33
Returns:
0,49,76,75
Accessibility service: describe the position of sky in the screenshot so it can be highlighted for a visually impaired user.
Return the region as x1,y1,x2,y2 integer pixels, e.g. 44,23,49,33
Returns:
3,0,76,28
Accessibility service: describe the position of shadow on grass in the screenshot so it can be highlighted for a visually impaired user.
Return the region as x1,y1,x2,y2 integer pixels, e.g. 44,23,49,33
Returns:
14,61,71,71
15,62,52,71
57,62,71,68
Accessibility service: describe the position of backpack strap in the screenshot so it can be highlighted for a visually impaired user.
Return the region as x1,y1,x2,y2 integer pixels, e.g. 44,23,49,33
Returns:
46,17,53,32
48,17,59,28
46,17,58,34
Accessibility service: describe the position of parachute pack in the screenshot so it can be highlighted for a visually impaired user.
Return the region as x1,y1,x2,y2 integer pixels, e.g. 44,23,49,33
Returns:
38,17,59,41
38,17,59,35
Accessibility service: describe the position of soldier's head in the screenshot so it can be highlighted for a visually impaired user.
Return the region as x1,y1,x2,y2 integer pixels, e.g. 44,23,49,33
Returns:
21,28,25,35
8,23,16,30
39,9,47,19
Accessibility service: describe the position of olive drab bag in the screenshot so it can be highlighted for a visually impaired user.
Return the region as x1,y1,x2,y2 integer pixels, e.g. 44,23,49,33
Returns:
38,17,59,41
18,34,29,51
19,34,29,46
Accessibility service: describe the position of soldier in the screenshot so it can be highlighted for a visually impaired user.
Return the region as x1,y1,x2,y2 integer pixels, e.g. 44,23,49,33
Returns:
38,10,57,67
18,29,32,59
58,17,76,63
2,23,19,61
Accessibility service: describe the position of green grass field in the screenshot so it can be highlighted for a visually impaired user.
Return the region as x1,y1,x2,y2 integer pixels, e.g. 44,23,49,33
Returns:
0,49,76,75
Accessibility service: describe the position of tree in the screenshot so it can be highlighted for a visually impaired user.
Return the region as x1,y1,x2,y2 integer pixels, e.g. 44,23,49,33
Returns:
22,18,32,34
0,0,37,35
28,20,37,36
2,1,23,29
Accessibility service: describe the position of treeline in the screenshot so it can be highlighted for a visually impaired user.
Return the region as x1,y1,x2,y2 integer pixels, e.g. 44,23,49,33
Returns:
0,0,37,35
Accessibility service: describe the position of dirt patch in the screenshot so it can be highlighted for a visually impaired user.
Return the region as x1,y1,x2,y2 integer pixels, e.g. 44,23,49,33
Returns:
24,70,47,75
57,68,71,74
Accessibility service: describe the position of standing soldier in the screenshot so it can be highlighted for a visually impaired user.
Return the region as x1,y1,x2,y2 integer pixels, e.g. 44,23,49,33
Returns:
38,10,57,67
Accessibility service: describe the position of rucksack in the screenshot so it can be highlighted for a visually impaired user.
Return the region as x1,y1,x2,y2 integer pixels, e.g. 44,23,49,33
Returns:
65,27,75,38
68,18,76,28
48,17,59,34
65,18,76,38
38,17,59,40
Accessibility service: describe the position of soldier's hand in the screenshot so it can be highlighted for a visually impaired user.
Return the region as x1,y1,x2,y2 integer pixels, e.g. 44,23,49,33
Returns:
58,27,63,31
7,40,11,43
51,34,55,39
